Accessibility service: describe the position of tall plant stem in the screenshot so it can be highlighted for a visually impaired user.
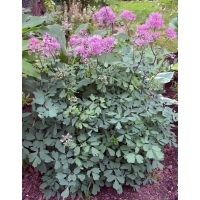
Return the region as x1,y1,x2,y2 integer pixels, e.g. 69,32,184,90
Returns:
95,59,99,77
160,38,170,52
88,64,92,84
123,20,130,37
140,71,147,95
37,54,44,89
128,51,143,88
150,43,157,65
47,46,61,73
48,45,56,65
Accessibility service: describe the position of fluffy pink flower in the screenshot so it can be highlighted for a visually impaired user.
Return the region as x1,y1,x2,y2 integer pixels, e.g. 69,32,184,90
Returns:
146,12,164,30
68,34,116,61
104,37,115,52
27,33,61,57
164,28,177,39
40,33,61,57
26,38,41,54
119,10,136,21
79,29,88,36
151,32,161,39
134,24,153,47
92,6,116,26
136,24,150,33
68,34,82,46
134,39,145,47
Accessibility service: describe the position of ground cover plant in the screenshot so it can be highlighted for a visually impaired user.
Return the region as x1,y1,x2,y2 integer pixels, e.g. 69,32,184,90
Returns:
22,3,178,200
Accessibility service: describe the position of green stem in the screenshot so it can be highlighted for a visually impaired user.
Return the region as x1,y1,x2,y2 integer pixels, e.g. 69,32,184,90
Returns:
123,20,130,37
128,51,143,88
140,71,147,95
150,43,157,65
88,64,92,84
160,38,170,52
37,54,44,89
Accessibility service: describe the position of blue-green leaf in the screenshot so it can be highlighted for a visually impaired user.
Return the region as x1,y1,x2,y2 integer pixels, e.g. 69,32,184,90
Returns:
92,183,100,195
77,174,85,181
116,122,122,129
154,72,174,84
33,89,45,105
136,155,144,163
74,147,80,156
107,148,115,156
91,147,100,156
61,187,69,198
113,179,120,190
55,160,61,169
124,153,135,163
56,173,66,180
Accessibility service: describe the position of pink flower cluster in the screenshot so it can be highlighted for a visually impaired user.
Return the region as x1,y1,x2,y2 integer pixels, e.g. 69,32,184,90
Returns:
92,6,116,26
79,28,88,36
164,28,177,39
133,13,164,47
68,34,116,62
133,12,177,47
27,33,61,57
134,24,160,47
119,10,136,21
146,12,164,30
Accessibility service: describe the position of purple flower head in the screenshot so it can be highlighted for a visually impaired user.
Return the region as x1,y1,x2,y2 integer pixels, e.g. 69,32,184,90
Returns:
27,38,41,54
68,34,83,47
79,29,88,36
136,24,150,33
119,10,136,21
104,37,116,53
150,32,161,39
27,33,61,57
40,33,61,57
134,24,153,47
92,6,116,26
164,28,177,39
68,34,116,61
146,12,164,30
134,39,145,47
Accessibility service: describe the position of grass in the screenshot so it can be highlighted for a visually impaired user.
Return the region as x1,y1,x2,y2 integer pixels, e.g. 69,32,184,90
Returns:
110,1,178,52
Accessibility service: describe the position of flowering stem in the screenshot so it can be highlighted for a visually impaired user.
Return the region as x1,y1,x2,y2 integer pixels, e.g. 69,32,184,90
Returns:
88,64,92,84
111,23,114,35
128,51,143,89
140,71,147,95
37,54,45,89
160,38,169,52
95,59,99,77
132,43,135,63
150,43,157,65
48,45,57,66
149,58,166,87
123,20,130,37
104,22,109,35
